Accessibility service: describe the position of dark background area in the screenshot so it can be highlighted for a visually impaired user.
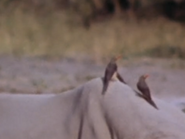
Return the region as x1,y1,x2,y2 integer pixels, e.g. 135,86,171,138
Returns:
2,0,185,24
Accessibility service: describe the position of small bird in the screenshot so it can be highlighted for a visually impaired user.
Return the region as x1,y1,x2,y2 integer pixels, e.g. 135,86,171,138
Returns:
102,56,126,95
137,75,158,109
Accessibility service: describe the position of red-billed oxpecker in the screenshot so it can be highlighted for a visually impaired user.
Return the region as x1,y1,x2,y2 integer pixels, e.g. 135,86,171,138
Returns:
102,56,126,95
137,75,158,109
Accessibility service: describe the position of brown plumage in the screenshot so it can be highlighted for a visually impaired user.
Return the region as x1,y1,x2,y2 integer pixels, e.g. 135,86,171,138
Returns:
102,56,126,95
137,75,158,109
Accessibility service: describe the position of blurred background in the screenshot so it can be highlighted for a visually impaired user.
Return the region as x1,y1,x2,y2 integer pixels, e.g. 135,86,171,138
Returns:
0,0,185,60
0,0,184,105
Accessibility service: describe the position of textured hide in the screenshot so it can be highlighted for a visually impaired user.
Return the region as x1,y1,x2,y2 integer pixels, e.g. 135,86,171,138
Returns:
0,78,185,139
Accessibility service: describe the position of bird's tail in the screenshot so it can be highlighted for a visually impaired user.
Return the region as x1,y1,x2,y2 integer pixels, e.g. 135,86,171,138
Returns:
138,93,159,110
117,73,126,84
147,99,158,110
102,86,106,95
102,84,108,95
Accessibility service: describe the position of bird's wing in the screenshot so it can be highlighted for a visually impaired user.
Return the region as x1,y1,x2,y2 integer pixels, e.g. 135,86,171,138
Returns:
137,82,151,98
102,65,115,95
141,87,152,99
137,82,142,93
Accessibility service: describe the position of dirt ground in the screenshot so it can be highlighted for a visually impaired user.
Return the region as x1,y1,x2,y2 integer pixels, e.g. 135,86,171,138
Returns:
0,56,184,107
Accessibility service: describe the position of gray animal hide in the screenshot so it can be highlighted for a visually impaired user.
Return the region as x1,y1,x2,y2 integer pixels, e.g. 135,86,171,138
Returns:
0,78,185,139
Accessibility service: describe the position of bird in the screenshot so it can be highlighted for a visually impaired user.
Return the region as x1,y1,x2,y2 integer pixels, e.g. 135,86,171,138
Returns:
137,75,158,109
102,56,126,95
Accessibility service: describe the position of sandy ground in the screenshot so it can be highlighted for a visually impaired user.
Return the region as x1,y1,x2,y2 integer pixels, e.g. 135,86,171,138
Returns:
0,56,184,108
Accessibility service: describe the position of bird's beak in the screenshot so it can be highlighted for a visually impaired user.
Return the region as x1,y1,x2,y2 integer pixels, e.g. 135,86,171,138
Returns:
144,74,149,79
115,55,122,61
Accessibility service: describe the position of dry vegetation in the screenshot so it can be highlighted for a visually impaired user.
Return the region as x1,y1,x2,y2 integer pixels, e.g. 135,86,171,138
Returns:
0,4,185,61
